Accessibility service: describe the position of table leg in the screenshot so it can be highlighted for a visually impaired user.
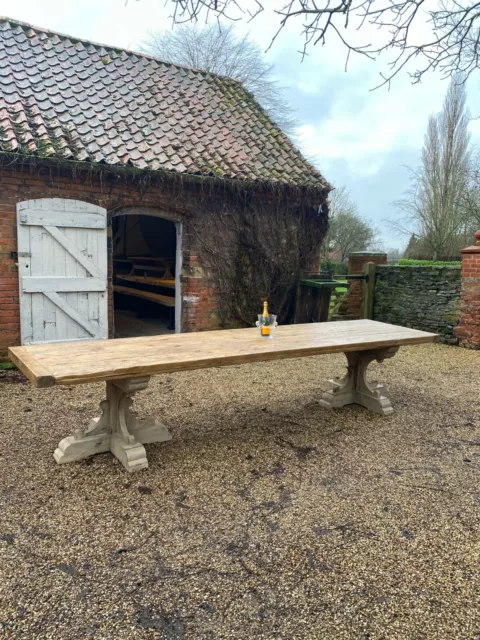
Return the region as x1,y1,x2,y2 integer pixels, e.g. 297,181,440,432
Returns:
53,377,171,472
319,347,399,415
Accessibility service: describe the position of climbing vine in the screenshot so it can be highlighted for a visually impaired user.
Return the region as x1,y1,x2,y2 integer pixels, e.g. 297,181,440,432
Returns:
0,152,329,325
190,192,328,325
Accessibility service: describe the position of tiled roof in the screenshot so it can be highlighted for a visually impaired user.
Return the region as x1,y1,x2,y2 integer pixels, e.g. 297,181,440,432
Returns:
0,17,329,190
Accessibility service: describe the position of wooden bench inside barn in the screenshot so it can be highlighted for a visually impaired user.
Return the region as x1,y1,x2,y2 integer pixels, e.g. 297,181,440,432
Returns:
115,275,175,289
9,320,437,473
113,285,175,307
113,255,176,327
114,256,174,279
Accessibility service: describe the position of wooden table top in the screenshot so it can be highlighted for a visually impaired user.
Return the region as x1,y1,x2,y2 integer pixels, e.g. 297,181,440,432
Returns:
9,320,437,388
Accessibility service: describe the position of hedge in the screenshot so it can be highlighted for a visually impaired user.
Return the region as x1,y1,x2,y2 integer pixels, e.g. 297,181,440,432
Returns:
397,259,461,267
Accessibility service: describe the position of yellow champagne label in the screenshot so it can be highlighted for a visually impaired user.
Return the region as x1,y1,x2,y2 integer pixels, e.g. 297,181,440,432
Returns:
261,324,270,336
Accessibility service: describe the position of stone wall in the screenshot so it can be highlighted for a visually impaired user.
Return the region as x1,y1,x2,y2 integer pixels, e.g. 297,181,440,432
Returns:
373,265,462,343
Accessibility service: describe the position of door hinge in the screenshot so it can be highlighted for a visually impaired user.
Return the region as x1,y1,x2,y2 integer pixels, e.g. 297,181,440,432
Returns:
17,252,32,258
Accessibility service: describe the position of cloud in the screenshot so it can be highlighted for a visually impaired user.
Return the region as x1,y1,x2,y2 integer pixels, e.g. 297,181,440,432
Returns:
3,0,171,50
266,30,480,248
272,40,449,170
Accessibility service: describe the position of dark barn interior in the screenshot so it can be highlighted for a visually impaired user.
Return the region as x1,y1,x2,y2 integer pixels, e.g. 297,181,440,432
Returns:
112,214,177,338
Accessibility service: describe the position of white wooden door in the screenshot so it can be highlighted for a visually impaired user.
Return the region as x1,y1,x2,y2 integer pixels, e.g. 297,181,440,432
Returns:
17,198,108,345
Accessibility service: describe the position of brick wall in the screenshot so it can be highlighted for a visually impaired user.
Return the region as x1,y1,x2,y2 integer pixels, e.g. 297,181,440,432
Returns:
0,217,18,354
0,182,21,355
454,231,480,349
181,253,219,332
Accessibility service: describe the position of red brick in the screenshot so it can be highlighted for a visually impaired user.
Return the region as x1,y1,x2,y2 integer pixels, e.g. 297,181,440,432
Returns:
456,232,480,348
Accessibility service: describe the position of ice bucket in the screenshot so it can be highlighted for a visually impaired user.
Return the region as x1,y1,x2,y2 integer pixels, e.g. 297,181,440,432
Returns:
256,314,278,338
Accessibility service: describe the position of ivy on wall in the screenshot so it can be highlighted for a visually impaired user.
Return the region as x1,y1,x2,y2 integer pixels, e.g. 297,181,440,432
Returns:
191,195,328,326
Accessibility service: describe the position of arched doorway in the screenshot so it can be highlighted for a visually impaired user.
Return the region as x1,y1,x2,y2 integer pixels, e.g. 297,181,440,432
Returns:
110,207,182,338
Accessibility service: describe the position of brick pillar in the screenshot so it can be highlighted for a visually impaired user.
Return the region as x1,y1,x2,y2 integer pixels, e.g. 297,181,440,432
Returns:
347,251,387,319
181,253,220,332
454,230,480,349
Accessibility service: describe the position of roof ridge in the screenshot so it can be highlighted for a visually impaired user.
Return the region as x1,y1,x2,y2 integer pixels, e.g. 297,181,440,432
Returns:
0,15,240,86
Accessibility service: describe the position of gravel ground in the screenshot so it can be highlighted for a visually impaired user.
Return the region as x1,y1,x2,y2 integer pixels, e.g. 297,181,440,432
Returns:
0,343,479,640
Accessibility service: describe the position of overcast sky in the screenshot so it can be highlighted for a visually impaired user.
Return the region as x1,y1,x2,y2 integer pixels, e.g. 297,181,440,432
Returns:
4,0,480,250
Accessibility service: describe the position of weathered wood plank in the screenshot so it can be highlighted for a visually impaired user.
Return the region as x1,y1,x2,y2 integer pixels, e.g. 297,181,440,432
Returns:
131,265,169,273
22,277,106,293
18,198,105,216
94,219,108,340
64,227,81,340
17,216,33,344
19,211,106,229
43,292,99,338
116,275,176,289
75,228,89,340
8,320,437,388
8,349,55,388
30,226,45,343
45,226,105,280
42,229,57,342
113,285,175,307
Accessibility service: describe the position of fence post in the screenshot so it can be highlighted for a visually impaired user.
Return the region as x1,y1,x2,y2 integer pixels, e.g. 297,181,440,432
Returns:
360,262,376,319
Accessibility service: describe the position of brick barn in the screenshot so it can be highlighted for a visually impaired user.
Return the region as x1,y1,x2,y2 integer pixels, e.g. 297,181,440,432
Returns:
0,17,330,360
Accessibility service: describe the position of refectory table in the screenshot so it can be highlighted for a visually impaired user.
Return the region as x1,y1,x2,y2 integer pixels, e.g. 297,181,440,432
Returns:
8,320,437,472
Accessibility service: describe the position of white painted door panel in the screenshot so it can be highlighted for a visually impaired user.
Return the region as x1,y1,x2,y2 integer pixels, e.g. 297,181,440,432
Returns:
17,198,108,345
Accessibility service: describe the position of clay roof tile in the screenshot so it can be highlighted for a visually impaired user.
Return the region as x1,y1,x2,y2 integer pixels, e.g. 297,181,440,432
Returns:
0,16,329,190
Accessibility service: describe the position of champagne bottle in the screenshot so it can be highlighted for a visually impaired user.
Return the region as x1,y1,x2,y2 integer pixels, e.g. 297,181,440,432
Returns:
261,301,270,336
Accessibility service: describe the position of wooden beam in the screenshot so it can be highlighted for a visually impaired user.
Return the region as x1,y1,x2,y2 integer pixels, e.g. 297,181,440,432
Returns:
132,265,168,273
116,275,175,289
22,277,105,293
19,211,105,229
113,285,175,307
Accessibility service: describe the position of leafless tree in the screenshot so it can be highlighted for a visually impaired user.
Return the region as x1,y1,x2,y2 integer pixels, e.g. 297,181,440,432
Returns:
393,78,471,259
160,0,480,87
461,149,480,229
323,186,380,261
385,246,403,262
143,24,296,134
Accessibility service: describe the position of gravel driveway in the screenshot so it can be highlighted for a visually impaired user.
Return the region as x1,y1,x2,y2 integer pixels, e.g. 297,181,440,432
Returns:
0,343,479,640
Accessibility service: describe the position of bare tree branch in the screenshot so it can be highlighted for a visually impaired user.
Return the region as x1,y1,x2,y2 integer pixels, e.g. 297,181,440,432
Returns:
460,148,480,228
323,186,380,261
161,0,480,87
